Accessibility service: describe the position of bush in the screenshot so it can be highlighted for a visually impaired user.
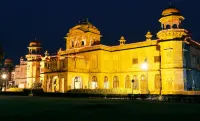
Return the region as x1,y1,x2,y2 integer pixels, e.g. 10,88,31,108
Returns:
66,88,138,94
6,88,23,92
0,91,28,96
160,95,200,103
33,82,42,88
23,88,44,96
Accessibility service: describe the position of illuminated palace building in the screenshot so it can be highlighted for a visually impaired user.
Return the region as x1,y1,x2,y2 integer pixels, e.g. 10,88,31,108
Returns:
20,6,200,94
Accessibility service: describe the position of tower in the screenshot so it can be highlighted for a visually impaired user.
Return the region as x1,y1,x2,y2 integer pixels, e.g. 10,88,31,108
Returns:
25,39,42,88
119,36,126,45
157,5,189,93
64,18,102,50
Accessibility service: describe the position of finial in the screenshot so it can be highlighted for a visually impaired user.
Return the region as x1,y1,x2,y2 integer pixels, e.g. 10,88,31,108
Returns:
44,50,49,56
169,0,172,7
145,31,153,41
120,36,125,40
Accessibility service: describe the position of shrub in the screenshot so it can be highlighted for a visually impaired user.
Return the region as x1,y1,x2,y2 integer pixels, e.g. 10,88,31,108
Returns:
6,88,23,92
23,88,44,96
33,82,42,88
66,88,138,94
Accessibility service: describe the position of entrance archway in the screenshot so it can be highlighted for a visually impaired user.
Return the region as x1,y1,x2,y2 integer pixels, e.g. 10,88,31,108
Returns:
46,78,51,92
133,75,139,90
125,75,131,88
140,74,147,92
91,76,98,89
113,76,119,88
52,76,59,92
72,76,82,89
104,76,109,89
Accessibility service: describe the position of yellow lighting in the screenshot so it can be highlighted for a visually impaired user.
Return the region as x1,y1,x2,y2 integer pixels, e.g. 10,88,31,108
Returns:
1,74,7,79
141,62,148,70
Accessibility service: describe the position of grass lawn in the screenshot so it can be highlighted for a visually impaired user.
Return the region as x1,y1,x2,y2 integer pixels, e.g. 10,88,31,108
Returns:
0,96,199,121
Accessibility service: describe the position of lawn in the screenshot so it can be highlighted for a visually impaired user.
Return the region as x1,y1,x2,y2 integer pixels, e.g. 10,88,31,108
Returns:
0,96,199,121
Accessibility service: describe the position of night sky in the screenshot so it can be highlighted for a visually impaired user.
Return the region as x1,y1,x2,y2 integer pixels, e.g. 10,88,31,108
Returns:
0,0,199,65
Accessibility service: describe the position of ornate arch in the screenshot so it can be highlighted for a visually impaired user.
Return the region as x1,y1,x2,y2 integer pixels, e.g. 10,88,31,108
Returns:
72,76,82,89
52,76,59,92
140,74,147,91
113,76,119,88
104,76,109,89
133,75,139,90
89,76,98,89
125,75,131,88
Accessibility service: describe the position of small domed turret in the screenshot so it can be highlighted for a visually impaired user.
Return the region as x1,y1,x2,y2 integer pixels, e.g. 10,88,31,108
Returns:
4,58,12,65
29,40,41,47
162,7,180,17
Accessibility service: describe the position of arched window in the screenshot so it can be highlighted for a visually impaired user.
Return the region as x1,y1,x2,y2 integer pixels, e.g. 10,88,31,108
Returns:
32,49,36,54
140,74,147,91
166,24,171,29
104,76,109,89
73,76,82,89
53,79,57,92
82,41,84,46
125,75,131,88
47,79,51,92
154,74,161,90
162,24,165,30
92,76,98,89
133,75,139,90
75,41,79,47
172,24,178,28
113,76,119,88
72,40,74,47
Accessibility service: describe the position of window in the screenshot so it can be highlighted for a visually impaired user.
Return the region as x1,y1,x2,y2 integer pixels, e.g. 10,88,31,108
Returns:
166,24,170,29
82,41,84,46
154,56,161,63
72,41,74,47
132,58,138,64
172,24,178,28
104,76,109,89
133,75,139,90
92,76,98,89
140,74,147,91
125,75,131,88
156,45,160,51
113,76,119,88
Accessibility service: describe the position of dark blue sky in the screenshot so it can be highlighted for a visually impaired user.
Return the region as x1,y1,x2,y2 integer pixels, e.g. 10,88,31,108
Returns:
0,0,200,64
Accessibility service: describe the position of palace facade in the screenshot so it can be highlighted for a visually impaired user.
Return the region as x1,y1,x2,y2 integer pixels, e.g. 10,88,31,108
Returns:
19,6,200,94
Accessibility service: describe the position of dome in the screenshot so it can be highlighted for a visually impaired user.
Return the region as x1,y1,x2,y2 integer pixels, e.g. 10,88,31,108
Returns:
71,18,100,34
29,40,41,47
162,7,180,16
4,58,12,64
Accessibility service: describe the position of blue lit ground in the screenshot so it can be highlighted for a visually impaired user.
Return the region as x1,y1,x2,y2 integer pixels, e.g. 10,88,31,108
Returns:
0,96,199,121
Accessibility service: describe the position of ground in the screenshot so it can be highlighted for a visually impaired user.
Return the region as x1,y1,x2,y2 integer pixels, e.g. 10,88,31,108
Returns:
0,96,199,121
